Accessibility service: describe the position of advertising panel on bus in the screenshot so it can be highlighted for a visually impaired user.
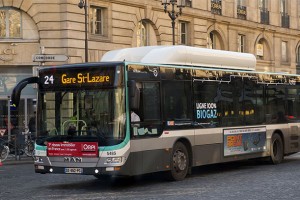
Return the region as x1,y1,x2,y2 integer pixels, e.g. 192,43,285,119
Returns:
224,127,267,156
47,142,98,157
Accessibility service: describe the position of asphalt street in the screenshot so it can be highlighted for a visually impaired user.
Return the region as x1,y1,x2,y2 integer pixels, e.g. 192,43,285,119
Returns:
1,153,300,200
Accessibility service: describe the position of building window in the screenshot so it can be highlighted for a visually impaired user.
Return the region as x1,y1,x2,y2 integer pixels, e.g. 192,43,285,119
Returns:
0,8,21,38
211,0,222,15
90,6,103,35
237,0,246,6
137,21,148,47
259,0,269,24
185,0,192,7
258,0,268,10
281,41,288,62
237,0,247,20
179,21,188,45
238,34,245,52
280,0,290,28
207,32,215,49
280,0,287,13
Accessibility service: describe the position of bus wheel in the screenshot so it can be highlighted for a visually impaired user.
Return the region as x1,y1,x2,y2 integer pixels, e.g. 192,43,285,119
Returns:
168,142,189,181
270,133,284,164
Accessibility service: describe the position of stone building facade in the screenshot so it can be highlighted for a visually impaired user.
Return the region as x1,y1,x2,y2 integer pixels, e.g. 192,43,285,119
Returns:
1,0,300,133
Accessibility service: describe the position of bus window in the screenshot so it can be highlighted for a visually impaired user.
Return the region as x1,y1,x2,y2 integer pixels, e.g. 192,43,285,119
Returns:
243,79,264,125
193,81,219,127
140,82,160,121
162,81,192,123
286,87,300,122
265,86,286,124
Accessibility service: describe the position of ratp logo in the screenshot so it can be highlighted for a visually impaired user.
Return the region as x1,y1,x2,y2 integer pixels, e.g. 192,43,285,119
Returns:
81,143,97,152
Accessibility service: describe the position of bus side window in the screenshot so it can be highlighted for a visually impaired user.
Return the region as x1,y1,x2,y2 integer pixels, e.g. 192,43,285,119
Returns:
243,80,264,125
265,86,286,124
162,81,192,121
193,81,219,127
286,86,300,122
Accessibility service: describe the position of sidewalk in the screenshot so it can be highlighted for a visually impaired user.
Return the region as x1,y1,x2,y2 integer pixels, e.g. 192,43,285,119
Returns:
1,156,34,166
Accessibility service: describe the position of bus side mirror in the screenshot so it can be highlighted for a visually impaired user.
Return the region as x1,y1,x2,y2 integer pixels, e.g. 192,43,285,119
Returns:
11,77,39,107
128,80,140,111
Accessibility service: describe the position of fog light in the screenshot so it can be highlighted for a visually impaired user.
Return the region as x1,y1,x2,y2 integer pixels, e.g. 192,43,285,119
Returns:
95,169,99,174
49,168,53,173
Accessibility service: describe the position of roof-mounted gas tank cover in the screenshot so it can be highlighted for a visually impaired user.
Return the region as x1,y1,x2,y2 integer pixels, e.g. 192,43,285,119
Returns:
101,45,256,71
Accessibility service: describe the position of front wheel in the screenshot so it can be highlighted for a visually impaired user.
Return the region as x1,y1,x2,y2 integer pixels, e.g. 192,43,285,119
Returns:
167,142,189,181
270,133,284,164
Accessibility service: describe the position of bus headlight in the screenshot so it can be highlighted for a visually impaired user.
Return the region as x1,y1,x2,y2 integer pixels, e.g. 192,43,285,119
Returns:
105,157,123,164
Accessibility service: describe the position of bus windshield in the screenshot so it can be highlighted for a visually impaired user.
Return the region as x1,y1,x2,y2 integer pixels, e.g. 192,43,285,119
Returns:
37,88,126,146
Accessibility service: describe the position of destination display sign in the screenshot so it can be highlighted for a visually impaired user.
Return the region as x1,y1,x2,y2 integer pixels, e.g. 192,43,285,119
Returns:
39,65,118,90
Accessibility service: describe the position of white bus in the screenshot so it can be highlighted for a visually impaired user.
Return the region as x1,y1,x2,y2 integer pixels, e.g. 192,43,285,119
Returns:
12,46,300,181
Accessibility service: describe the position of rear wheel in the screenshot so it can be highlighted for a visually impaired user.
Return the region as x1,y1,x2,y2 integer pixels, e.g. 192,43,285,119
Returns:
167,142,189,181
270,133,284,164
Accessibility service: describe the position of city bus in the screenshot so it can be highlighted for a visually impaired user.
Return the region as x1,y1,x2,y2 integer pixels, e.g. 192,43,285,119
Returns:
11,46,300,181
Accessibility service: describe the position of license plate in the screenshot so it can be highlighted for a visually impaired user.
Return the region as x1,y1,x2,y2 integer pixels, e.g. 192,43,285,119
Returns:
64,168,83,174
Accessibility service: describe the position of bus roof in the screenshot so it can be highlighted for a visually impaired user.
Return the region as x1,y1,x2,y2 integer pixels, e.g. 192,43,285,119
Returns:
101,46,256,71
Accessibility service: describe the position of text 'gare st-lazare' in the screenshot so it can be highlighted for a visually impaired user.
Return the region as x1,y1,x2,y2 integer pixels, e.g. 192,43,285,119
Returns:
61,73,110,84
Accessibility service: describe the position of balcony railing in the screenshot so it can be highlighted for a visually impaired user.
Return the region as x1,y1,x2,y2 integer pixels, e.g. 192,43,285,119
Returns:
260,8,269,25
237,5,247,20
281,13,290,28
211,0,222,15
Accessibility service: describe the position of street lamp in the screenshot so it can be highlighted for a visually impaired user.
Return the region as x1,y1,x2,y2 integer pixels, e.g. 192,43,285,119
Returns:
162,0,185,45
78,0,88,62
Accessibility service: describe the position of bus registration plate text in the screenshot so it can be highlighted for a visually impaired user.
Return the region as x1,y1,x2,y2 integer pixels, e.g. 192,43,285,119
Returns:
64,168,83,174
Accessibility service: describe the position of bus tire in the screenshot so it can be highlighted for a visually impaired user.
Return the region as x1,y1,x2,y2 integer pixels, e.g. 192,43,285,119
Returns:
270,133,284,164
167,142,189,181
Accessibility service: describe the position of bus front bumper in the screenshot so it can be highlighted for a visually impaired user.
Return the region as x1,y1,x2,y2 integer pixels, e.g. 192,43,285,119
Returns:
34,164,123,176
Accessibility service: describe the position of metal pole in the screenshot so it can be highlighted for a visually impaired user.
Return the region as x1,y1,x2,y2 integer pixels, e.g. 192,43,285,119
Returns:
7,98,11,142
172,20,175,45
84,2,88,62
163,0,184,45
79,0,88,62
171,3,175,45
